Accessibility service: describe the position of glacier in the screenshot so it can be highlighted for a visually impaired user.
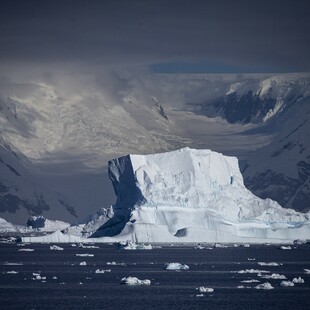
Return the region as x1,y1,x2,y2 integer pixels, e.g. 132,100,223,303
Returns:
22,147,310,244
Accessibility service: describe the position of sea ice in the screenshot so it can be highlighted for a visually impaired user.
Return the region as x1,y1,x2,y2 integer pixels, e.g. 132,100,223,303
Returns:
6,271,18,274
280,246,292,250
120,276,151,286
292,277,304,284
116,241,152,250
165,263,189,270
95,269,111,274
259,273,286,280
50,245,64,251
79,261,87,266
237,269,269,274
18,248,34,252
258,262,279,266
280,280,294,287
197,287,214,293
255,282,274,290
304,269,310,274
76,254,94,257
241,279,260,283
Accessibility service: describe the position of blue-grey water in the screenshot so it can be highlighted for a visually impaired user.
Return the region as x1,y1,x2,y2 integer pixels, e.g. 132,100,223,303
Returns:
0,242,310,309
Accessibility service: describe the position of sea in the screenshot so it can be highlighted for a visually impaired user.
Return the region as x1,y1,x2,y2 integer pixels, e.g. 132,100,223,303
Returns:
0,241,309,310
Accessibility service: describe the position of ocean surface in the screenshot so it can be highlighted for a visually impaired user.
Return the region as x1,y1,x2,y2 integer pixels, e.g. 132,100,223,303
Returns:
0,242,309,310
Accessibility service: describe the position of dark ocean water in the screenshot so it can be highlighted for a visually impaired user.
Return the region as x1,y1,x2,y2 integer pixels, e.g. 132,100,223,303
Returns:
0,242,310,310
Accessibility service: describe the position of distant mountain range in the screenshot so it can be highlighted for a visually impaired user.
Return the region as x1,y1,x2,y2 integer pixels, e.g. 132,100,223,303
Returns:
0,73,309,223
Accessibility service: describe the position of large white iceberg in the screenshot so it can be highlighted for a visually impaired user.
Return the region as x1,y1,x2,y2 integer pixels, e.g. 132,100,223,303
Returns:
22,148,310,244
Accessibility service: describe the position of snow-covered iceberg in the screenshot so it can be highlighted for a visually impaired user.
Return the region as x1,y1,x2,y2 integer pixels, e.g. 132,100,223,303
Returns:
22,148,310,243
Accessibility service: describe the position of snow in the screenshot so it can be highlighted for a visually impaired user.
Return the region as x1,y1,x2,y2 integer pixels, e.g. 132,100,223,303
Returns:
280,281,294,287
197,287,214,293
49,245,64,251
120,277,151,286
22,148,310,244
165,263,189,270
255,282,274,290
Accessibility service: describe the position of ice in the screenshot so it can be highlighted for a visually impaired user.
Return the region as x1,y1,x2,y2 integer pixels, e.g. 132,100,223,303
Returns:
292,277,304,284
32,275,46,280
79,261,87,266
194,245,205,250
255,282,274,290
6,271,18,274
304,269,310,274
3,262,23,265
241,279,260,283
18,248,34,252
165,263,189,270
280,280,294,287
237,269,269,274
76,254,94,257
95,269,111,274
52,276,57,280
115,241,152,250
22,148,310,244
280,246,292,250
259,273,286,280
120,276,151,286
49,245,64,251
258,262,279,266
27,216,70,232
197,287,214,293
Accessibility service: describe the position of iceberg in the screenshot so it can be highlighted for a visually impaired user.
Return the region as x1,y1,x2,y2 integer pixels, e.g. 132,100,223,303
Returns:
165,263,189,270
120,277,151,286
22,148,310,244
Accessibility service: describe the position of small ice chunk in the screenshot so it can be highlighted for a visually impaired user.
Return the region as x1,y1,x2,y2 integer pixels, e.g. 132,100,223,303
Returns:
241,244,250,247
197,286,214,293
237,269,269,274
255,282,274,290
214,243,227,248
292,277,304,284
95,269,111,274
76,254,94,257
107,261,116,265
237,285,245,289
280,246,291,250
247,258,256,261
259,273,286,280
241,279,260,283
165,263,189,270
194,245,205,250
18,248,34,252
120,276,151,286
281,280,294,287
52,276,58,280
7,271,18,274
79,261,87,266
258,262,279,266
3,262,23,265
196,294,204,297
116,241,152,250
303,269,310,274
50,245,64,251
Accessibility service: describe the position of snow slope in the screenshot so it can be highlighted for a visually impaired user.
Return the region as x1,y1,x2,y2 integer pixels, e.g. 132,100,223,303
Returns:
23,148,310,243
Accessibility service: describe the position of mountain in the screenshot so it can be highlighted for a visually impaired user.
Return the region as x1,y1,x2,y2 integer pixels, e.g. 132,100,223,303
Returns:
22,148,310,244
185,74,310,211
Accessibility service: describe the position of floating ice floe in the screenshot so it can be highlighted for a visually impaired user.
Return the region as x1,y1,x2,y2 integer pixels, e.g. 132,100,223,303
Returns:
115,241,152,250
52,276,57,280
18,248,34,252
241,244,250,247
237,269,269,274
196,294,204,297
247,258,256,261
214,243,228,248
95,269,111,274
6,271,18,274
76,254,94,257
197,287,214,293
50,245,64,251
241,279,260,283
3,262,23,265
79,261,87,266
165,263,189,270
259,273,286,280
106,261,126,266
120,276,151,286
303,269,310,274
292,277,305,284
32,274,46,280
280,246,292,250
258,262,279,266
255,282,274,290
194,245,205,250
281,280,294,287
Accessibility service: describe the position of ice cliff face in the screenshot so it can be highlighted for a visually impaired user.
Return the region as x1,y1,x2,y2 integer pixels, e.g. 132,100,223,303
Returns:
99,148,309,243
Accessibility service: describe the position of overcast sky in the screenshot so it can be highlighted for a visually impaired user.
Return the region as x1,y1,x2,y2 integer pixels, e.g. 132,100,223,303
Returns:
0,0,309,74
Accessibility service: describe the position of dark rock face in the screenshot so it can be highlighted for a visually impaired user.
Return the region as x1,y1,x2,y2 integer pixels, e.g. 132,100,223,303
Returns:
244,160,310,213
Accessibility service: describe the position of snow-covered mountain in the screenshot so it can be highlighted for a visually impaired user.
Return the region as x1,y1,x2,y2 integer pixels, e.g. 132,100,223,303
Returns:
22,148,310,244
0,73,309,224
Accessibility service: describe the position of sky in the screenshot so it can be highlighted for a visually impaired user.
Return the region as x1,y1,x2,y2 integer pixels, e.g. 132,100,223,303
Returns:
0,0,309,74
